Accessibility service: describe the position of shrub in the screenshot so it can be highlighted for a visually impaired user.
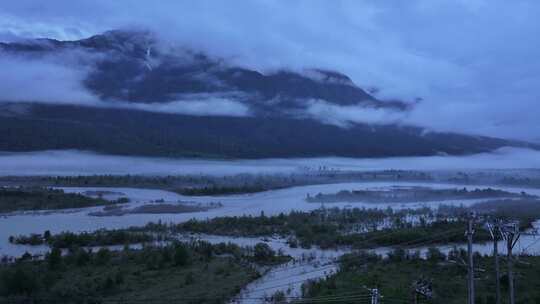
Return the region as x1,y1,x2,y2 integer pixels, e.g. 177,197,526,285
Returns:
426,247,446,263
47,247,62,269
184,272,195,285
253,243,275,261
387,248,407,262
95,248,111,265
1,266,38,295
174,244,190,266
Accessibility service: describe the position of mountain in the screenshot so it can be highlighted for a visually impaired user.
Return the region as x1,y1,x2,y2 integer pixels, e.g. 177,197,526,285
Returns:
0,30,536,158
0,102,521,158
1,30,407,114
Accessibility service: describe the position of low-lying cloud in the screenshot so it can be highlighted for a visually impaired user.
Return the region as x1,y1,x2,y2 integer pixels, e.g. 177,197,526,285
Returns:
0,54,99,105
0,148,538,176
303,99,407,127
0,53,250,117
127,98,249,117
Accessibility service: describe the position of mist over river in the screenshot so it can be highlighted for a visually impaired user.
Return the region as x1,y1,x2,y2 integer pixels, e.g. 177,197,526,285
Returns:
0,147,539,176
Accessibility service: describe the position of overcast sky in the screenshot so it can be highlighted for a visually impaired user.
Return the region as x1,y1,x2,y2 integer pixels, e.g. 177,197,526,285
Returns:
1,0,540,142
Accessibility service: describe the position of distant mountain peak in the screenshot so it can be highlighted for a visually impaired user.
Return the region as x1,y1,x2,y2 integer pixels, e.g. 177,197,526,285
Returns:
79,29,156,50
1,30,411,115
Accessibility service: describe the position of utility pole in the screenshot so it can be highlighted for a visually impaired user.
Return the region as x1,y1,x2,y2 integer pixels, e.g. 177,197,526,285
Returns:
371,288,379,304
486,220,501,304
507,235,515,304
501,222,520,304
466,213,475,304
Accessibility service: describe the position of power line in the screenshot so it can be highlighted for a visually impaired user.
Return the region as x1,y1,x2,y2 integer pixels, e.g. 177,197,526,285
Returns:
501,221,520,304
256,225,466,279
235,227,467,301
259,227,466,286
236,217,532,303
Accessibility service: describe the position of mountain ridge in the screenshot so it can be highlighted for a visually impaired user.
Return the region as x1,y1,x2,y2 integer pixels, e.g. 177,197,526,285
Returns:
0,30,409,113
0,30,536,158
1,102,536,159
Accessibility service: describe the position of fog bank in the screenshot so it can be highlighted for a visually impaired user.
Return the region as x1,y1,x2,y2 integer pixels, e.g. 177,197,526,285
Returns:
0,54,250,117
0,147,539,177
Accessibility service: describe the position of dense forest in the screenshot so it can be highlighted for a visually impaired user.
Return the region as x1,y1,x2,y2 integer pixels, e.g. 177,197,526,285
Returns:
0,241,288,303
0,187,127,213
105,206,488,250
0,103,522,158
306,187,534,204
173,212,491,249
137,199,538,250
9,230,157,248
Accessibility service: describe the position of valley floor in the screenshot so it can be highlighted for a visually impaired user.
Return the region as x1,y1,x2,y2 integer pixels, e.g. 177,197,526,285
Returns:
2,177,540,303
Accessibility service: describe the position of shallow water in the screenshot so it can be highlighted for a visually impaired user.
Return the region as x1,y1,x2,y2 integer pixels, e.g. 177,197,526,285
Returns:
174,227,540,303
173,234,347,303
3,181,540,257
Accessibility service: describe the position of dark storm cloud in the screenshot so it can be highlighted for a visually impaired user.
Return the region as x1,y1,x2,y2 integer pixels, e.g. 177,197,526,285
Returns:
1,0,540,141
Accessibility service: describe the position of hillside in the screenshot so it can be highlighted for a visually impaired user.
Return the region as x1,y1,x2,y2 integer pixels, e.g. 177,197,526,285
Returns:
0,30,534,158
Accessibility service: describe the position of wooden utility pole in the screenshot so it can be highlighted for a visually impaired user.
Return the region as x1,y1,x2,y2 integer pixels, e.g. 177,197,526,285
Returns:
486,220,501,304
501,222,520,304
507,236,515,304
466,214,475,304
